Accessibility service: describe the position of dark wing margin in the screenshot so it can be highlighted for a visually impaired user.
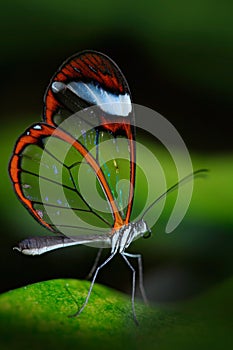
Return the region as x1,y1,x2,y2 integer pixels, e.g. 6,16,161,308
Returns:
44,50,129,126
9,123,126,235
43,50,136,226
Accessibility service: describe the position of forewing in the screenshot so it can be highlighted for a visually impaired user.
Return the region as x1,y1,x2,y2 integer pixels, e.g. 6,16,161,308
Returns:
43,51,136,225
44,50,131,126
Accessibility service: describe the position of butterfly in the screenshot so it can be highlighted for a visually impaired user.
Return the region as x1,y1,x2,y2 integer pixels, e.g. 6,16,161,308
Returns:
9,50,206,324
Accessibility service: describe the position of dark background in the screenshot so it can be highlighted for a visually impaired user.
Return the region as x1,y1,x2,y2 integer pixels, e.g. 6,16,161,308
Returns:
1,0,232,306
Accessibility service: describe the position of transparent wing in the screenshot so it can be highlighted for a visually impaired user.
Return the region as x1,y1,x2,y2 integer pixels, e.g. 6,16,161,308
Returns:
9,123,123,239
43,50,136,225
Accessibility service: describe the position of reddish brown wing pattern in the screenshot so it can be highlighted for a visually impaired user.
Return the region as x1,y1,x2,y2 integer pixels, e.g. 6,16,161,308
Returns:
44,51,136,225
9,123,124,232
44,51,128,126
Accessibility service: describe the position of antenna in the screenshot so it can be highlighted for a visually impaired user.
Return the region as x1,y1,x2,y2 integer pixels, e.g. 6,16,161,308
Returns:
141,169,209,220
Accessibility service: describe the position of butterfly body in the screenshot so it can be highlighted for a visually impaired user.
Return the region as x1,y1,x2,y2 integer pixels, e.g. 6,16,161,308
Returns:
9,50,149,324
14,219,149,256
9,50,206,324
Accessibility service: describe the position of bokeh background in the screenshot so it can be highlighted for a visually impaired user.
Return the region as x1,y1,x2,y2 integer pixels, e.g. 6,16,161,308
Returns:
1,0,233,334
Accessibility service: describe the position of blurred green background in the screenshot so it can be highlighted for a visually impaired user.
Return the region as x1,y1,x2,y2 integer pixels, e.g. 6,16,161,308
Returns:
0,0,233,344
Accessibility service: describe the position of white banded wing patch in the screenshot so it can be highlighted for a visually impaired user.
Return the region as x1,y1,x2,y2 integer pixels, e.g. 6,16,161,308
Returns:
33,125,42,130
52,81,132,117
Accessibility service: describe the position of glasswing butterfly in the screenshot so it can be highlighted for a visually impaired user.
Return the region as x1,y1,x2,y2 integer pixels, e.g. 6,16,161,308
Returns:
9,50,207,324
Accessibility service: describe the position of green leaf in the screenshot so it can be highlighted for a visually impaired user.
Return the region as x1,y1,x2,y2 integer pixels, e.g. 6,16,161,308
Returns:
0,278,233,350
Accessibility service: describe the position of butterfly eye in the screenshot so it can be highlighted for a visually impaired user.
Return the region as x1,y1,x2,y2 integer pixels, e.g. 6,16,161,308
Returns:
136,220,151,239
143,230,152,239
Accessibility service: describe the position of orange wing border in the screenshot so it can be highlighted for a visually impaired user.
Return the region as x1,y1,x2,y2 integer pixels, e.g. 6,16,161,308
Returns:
9,123,126,233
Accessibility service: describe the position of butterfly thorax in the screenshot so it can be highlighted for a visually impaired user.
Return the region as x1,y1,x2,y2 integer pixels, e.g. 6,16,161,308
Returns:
111,219,149,254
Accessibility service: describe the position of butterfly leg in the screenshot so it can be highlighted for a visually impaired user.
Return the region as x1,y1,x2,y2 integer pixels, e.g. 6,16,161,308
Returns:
123,252,148,305
121,252,138,326
86,248,103,280
70,251,116,318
